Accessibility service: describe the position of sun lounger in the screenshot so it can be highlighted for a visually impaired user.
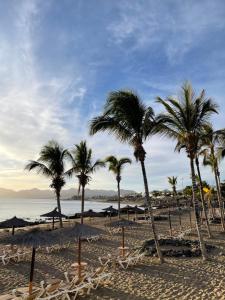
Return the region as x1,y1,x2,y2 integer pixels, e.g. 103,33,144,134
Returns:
98,254,112,267
0,294,15,300
86,235,102,243
117,251,145,269
0,253,10,265
12,285,44,300
86,267,111,290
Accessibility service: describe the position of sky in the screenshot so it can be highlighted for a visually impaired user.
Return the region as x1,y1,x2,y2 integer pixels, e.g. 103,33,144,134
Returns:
0,0,225,193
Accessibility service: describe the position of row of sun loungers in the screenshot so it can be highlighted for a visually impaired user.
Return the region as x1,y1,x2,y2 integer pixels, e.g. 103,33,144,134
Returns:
98,250,145,269
86,235,103,243
0,247,31,265
5,266,111,300
44,242,71,253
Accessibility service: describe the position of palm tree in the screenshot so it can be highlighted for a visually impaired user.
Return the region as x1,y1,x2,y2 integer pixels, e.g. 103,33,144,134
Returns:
66,141,105,224
168,176,182,230
25,140,68,228
176,137,212,238
105,156,132,219
200,125,225,231
89,90,163,263
195,159,213,238
157,83,218,260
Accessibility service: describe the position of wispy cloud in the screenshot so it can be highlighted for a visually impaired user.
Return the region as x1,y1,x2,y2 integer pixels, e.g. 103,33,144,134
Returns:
108,0,225,63
0,0,225,192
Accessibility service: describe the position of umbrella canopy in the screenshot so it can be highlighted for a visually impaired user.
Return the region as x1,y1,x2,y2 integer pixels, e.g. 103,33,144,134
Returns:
75,209,102,218
41,208,67,219
102,206,118,213
119,205,134,213
0,216,31,228
132,206,144,213
41,208,67,229
1,227,57,248
108,219,140,228
0,228,58,295
59,222,105,239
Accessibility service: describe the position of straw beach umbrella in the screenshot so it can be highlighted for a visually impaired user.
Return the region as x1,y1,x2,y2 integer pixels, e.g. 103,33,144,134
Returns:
41,207,67,229
102,206,118,221
0,216,31,235
0,228,58,295
59,223,104,279
120,205,135,220
107,219,140,256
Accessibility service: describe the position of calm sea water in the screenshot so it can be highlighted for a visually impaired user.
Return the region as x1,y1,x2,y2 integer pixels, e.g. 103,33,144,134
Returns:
0,198,120,222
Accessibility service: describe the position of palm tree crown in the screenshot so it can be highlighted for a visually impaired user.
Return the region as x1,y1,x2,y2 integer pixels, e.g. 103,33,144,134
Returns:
168,176,177,195
66,140,105,191
90,90,157,161
157,83,218,159
105,156,132,182
25,140,68,227
25,140,67,190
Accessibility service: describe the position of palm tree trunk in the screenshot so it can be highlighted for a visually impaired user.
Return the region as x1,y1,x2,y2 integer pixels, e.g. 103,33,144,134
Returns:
176,197,182,230
81,185,85,224
117,178,121,219
56,190,63,228
140,160,163,263
167,200,172,236
195,157,212,238
214,167,225,231
190,157,207,260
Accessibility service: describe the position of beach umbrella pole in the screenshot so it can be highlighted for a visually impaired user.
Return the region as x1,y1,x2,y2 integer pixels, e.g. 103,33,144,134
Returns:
78,237,81,280
122,226,125,256
29,247,36,295
12,226,15,236
52,217,55,230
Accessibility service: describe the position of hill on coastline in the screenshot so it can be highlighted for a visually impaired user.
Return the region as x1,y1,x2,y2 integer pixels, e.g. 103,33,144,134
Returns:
0,187,136,199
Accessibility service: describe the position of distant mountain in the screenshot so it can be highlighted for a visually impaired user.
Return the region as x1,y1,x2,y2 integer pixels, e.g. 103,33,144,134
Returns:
0,187,136,199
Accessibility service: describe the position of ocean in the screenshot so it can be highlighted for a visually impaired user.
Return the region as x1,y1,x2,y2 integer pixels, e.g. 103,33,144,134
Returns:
0,198,120,222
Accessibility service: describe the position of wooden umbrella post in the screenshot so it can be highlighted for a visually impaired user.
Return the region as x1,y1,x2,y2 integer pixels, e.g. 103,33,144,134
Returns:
78,237,81,280
12,226,15,236
122,227,125,256
52,217,55,230
29,247,36,295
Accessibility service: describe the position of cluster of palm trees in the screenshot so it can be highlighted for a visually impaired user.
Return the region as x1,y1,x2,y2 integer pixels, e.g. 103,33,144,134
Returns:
26,82,225,262
25,141,132,226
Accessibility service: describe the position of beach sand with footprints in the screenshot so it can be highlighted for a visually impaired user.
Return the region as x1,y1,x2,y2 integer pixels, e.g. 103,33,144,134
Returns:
1,210,225,300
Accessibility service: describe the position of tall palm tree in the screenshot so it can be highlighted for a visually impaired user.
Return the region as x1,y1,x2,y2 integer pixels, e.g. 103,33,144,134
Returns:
89,90,163,263
195,157,213,238
200,125,225,231
105,156,132,219
176,137,212,238
66,141,105,224
168,176,182,230
157,83,218,260
25,140,68,228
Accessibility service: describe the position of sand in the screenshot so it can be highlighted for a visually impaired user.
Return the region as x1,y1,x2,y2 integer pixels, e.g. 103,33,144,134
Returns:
1,211,225,300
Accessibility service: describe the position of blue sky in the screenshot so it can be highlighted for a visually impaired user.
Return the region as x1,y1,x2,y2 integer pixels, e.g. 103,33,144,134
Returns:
0,0,225,192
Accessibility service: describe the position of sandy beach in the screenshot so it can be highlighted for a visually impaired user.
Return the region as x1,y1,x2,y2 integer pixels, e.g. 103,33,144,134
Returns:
1,211,225,300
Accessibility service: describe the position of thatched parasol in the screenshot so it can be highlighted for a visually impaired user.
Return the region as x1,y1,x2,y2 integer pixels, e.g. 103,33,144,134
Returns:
102,206,118,221
41,208,67,229
120,205,136,220
75,209,102,219
107,219,140,255
0,228,58,295
57,223,104,279
0,216,31,235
